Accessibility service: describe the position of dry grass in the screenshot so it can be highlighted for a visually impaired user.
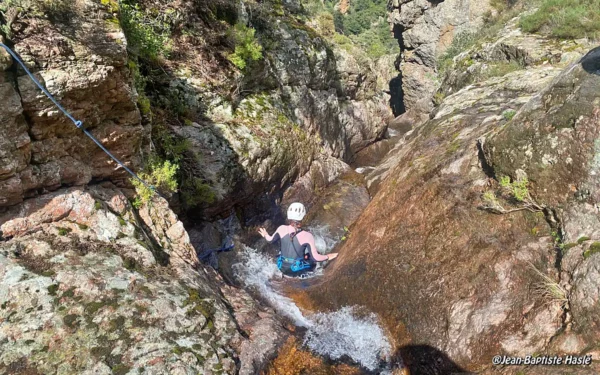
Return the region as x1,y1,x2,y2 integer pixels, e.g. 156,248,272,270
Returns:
528,261,568,308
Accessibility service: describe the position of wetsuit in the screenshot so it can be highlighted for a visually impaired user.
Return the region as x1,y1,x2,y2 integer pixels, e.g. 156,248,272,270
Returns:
266,225,328,277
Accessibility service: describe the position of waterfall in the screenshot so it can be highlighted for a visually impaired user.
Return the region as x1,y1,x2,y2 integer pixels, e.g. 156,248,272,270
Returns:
233,246,392,372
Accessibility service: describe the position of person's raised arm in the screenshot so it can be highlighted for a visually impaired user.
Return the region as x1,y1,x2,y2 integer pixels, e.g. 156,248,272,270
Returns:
258,226,283,243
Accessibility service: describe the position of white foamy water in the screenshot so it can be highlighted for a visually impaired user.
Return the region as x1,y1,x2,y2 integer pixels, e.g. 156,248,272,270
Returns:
233,246,392,371
307,224,339,254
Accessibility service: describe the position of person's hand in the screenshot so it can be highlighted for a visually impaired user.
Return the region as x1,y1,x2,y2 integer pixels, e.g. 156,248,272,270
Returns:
258,228,268,238
327,253,338,260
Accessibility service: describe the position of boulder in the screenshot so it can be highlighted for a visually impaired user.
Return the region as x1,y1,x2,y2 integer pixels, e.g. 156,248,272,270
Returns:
304,40,600,374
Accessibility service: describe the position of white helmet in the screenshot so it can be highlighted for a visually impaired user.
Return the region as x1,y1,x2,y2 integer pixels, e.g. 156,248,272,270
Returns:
287,202,306,222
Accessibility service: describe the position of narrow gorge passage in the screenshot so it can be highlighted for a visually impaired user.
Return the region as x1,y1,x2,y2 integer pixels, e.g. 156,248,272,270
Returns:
2,0,600,375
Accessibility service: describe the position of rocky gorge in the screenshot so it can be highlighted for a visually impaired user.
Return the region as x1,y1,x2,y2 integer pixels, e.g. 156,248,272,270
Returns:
1,0,600,374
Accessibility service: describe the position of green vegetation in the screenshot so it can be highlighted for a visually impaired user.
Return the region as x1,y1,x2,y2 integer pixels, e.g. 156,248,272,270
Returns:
484,61,524,79
122,257,142,273
183,288,216,330
131,159,179,205
47,284,60,296
0,0,20,39
112,364,131,375
101,0,119,13
85,299,118,315
578,236,591,244
437,31,479,73
482,190,500,207
500,175,529,202
353,21,397,59
438,34,525,76
127,59,152,117
520,0,600,40
303,0,396,59
109,316,126,331
482,175,545,214
503,109,517,121
336,0,386,35
119,0,172,61
446,141,461,154
63,314,79,328
181,177,216,208
584,242,600,259
491,0,519,12
437,3,522,73
152,122,191,163
57,227,72,236
341,226,350,242
433,92,446,106
227,22,263,70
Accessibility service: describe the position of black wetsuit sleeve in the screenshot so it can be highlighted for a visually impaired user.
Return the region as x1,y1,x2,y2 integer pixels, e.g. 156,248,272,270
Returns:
267,232,281,244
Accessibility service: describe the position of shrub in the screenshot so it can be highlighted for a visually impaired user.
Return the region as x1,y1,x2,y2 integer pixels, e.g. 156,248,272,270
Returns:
341,0,387,36
227,23,263,70
120,1,171,61
316,12,336,37
500,175,529,202
491,0,519,12
131,159,179,205
520,0,600,40
127,59,152,116
503,109,517,120
152,123,190,163
181,177,216,208
437,31,478,73
351,20,397,59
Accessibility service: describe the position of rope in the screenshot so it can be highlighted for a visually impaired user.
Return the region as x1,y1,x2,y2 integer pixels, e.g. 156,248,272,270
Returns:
0,43,156,194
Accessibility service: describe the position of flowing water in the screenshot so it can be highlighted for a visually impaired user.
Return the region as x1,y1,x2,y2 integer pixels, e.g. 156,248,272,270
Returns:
308,224,341,253
232,246,392,372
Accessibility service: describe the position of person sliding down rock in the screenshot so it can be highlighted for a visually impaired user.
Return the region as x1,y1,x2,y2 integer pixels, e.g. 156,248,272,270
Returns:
258,202,338,278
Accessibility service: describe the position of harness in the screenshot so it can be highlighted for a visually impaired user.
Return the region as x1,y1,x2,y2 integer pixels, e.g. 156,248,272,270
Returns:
277,255,313,273
276,228,313,273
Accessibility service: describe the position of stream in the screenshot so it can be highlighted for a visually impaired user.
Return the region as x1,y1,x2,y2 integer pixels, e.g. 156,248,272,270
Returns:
232,245,393,373
212,127,406,373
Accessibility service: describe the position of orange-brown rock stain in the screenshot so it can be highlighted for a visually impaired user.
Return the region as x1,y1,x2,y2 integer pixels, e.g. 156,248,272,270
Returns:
283,288,319,313
264,337,364,375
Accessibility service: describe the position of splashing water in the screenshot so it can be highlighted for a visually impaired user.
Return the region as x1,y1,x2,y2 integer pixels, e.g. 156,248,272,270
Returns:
233,246,308,326
307,224,340,253
233,246,392,371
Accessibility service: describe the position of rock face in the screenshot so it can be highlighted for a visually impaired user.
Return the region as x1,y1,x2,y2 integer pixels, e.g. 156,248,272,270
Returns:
0,0,391,219
150,0,392,217
0,0,144,207
484,46,600,358
306,22,600,373
388,0,491,115
0,186,289,374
